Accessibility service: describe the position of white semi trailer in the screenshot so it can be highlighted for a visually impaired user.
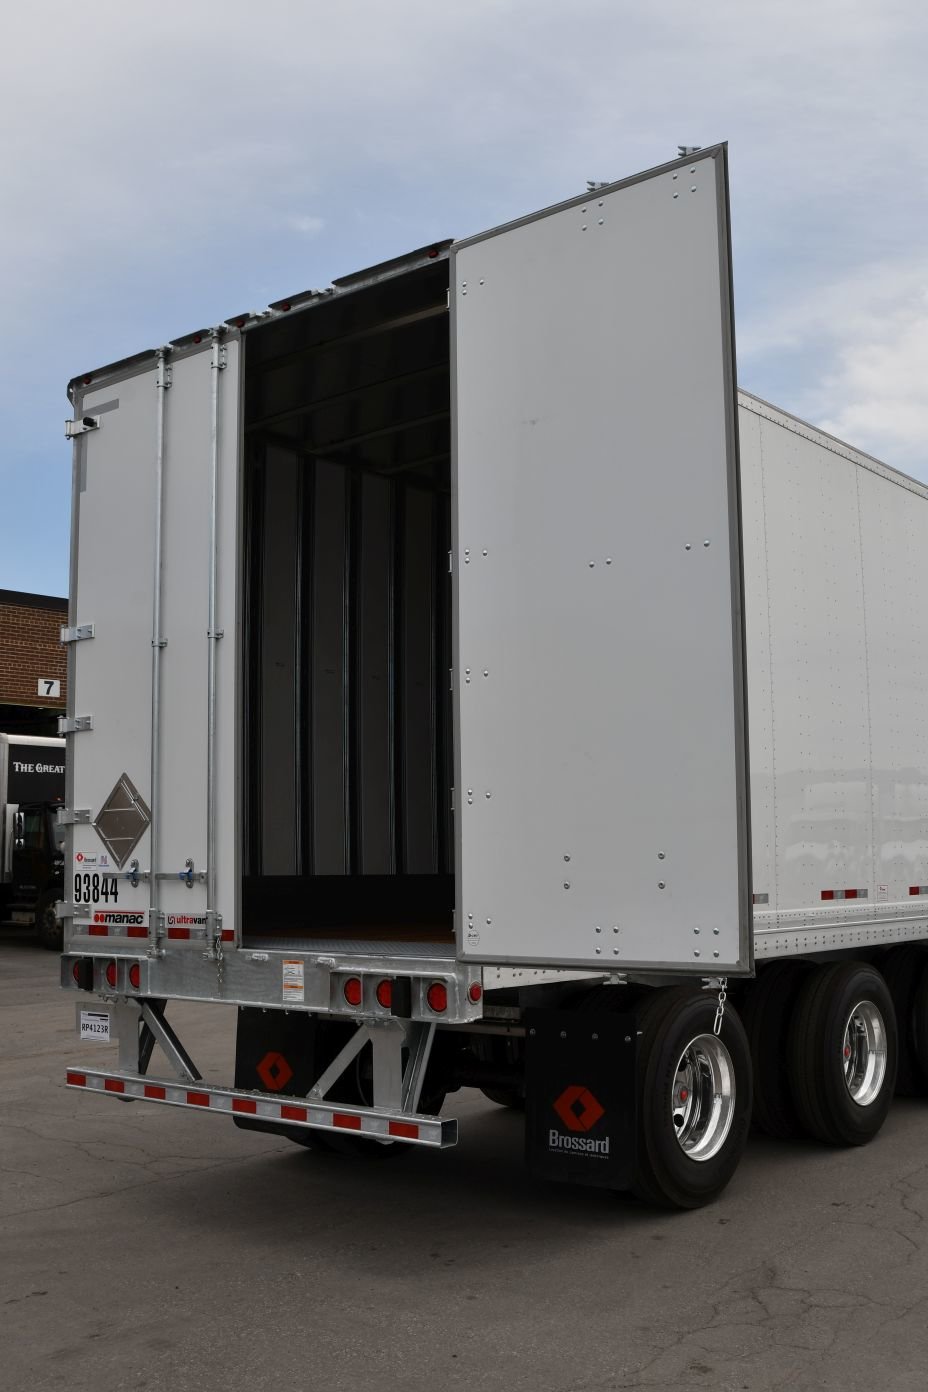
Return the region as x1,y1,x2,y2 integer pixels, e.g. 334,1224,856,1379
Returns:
60,145,928,1207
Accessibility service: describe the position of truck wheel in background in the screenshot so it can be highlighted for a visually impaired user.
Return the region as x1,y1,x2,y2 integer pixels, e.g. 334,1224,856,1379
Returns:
881,945,928,1096
35,891,63,952
740,959,813,1138
787,961,896,1145
632,987,752,1209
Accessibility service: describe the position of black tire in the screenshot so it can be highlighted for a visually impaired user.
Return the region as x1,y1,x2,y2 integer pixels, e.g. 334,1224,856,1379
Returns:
740,960,812,1137
787,961,897,1146
909,959,928,1089
632,987,752,1210
881,945,927,1096
287,1128,334,1153
35,891,63,951
479,1087,525,1111
473,1032,525,1111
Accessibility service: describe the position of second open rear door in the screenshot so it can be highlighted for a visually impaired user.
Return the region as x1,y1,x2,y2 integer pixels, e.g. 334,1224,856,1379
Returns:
452,145,750,973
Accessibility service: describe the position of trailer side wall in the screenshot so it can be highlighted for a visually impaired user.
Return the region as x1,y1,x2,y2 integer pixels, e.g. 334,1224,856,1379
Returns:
740,393,928,955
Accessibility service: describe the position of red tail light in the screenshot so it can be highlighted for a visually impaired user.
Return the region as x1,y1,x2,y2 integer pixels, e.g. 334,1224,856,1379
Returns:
468,982,483,1004
104,961,117,989
71,957,93,990
343,977,363,1007
426,982,448,1014
376,979,393,1009
129,963,141,990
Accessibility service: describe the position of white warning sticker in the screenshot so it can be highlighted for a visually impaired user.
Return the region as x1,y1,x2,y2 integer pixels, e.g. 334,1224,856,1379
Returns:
282,959,304,1003
79,1010,111,1042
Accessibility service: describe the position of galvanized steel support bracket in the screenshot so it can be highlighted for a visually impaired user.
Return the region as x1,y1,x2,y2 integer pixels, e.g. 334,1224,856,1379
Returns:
138,1001,201,1082
58,807,91,826
307,1018,436,1116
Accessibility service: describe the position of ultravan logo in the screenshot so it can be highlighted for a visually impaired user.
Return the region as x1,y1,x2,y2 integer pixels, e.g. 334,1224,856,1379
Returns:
549,1084,610,1157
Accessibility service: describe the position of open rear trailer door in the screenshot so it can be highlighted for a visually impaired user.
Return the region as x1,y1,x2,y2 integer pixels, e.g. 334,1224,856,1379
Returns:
65,338,241,951
451,144,751,973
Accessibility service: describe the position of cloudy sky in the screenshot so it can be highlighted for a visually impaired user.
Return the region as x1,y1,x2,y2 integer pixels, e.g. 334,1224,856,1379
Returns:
1,0,925,594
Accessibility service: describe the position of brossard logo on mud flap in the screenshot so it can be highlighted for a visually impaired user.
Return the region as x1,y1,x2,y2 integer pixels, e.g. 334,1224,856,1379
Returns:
549,1084,610,1157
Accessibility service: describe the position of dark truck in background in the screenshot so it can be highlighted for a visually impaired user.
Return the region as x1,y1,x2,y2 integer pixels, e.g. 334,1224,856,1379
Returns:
0,734,66,948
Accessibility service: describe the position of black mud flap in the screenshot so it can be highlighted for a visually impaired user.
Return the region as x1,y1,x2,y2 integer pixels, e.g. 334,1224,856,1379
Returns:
233,1006,324,1138
524,1009,637,1190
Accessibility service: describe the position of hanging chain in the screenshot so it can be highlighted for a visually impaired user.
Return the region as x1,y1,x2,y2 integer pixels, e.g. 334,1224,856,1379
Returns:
713,978,728,1036
207,916,224,990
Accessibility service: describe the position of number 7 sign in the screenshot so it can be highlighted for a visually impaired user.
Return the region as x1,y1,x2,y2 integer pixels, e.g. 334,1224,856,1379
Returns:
38,679,61,698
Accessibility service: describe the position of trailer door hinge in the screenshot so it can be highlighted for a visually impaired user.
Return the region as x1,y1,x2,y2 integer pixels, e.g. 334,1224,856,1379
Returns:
58,715,93,734
65,416,100,439
58,807,91,826
60,623,95,644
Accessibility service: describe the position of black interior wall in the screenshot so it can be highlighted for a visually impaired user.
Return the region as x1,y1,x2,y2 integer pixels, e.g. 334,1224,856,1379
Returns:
241,261,453,940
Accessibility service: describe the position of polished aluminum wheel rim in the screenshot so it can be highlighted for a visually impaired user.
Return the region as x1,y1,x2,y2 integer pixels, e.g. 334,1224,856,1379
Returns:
671,1033,736,1161
842,1000,887,1106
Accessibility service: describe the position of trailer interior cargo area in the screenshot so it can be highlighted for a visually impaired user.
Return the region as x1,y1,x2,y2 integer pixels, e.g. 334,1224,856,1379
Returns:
242,258,454,948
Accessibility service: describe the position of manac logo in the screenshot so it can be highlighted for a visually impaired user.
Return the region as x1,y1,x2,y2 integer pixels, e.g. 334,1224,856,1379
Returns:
549,1084,610,1156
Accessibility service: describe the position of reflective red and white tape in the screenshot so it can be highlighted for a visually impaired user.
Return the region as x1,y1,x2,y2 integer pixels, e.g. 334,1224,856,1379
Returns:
77,916,234,942
65,1070,456,1148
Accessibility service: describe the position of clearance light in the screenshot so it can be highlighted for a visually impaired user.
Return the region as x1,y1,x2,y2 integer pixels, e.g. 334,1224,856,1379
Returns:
129,963,141,990
427,982,448,1014
468,982,482,1004
343,977,363,1007
104,961,117,989
376,980,393,1009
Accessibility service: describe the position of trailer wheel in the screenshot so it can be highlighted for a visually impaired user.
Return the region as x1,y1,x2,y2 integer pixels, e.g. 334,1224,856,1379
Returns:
881,945,927,1096
787,961,896,1145
632,988,752,1209
35,891,63,952
740,960,811,1137
911,961,928,1089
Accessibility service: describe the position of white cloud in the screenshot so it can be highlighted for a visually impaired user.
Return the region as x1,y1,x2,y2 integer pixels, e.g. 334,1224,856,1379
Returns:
288,215,325,236
741,260,928,474
2,0,928,587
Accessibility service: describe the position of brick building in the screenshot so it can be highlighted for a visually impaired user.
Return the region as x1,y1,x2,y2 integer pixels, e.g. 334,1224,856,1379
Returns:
0,589,68,737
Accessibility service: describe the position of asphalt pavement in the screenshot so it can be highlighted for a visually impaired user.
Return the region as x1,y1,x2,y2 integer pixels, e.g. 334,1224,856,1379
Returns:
3,934,928,1392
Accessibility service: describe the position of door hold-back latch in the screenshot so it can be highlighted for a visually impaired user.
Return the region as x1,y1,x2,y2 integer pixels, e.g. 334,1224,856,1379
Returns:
65,416,100,438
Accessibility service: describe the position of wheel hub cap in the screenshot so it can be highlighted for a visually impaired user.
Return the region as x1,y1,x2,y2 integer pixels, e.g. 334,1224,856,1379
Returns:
842,1000,887,1106
671,1032,736,1162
